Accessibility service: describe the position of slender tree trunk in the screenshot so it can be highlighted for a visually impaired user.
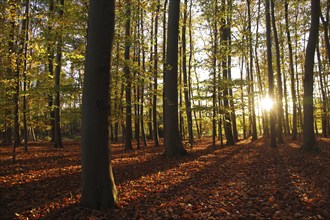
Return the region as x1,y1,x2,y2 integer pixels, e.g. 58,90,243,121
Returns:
317,43,327,137
182,0,194,146
153,0,160,147
212,0,218,148
271,0,283,144
227,1,238,142
22,0,31,152
320,3,330,65
54,0,64,148
124,0,133,150
163,0,186,157
247,0,257,141
47,0,55,142
81,0,117,209
265,0,276,148
140,7,148,147
302,0,320,151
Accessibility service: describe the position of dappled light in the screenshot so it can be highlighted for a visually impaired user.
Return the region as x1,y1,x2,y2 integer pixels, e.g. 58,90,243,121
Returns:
1,138,329,219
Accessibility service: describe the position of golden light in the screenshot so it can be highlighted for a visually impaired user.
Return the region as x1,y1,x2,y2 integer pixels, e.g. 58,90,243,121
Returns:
260,95,274,112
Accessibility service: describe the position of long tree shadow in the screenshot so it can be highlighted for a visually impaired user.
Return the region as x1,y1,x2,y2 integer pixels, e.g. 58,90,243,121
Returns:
110,143,251,219
112,141,243,185
110,139,327,219
0,171,81,219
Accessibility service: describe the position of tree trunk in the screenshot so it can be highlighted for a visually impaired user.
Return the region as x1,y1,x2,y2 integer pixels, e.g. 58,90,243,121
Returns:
182,0,194,146
124,0,133,150
302,0,320,151
153,0,160,147
317,43,327,137
265,0,276,148
320,3,330,65
47,0,55,142
163,0,186,157
54,0,64,148
22,0,31,152
247,0,257,141
212,0,218,148
81,0,117,209
271,0,283,144
221,0,234,146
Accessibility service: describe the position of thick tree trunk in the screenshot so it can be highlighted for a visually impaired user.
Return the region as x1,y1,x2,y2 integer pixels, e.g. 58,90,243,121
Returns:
302,0,320,151
81,0,117,209
221,0,234,146
163,0,186,157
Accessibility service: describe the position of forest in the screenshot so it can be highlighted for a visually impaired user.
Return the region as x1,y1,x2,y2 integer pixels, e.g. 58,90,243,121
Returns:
0,0,329,219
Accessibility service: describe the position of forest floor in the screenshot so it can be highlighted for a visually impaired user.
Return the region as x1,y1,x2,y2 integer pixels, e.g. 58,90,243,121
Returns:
0,136,329,219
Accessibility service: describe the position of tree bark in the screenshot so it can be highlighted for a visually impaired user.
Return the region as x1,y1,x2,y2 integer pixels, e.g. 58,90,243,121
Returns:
124,0,133,150
81,0,117,209
247,0,257,141
182,0,194,146
271,0,284,144
153,0,160,147
221,0,234,146
22,0,31,152
163,0,186,157
316,43,327,137
54,0,64,148
265,0,276,148
302,0,320,151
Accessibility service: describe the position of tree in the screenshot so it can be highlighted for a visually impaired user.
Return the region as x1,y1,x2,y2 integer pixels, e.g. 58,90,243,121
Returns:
163,0,186,157
80,0,117,209
182,0,194,146
22,0,31,152
301,0,320,151
284,0,297,140
247,0,257,141
221,0,234,146
54,0,64,148
265,0,276,148
153,0,160,147
124,0,133,150
270,0,284,144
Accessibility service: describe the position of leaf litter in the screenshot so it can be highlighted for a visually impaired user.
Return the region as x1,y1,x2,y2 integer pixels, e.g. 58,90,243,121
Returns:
0,137,329,219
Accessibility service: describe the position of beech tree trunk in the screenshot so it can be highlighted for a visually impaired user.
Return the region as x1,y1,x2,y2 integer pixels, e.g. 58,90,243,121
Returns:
81,0,117,209
182,0,194,146
163,0,186,157
124,0,133,150
247,0,257,141
265,0,276,148
54,0,64,148
153,0,160,147
302,0,320,151
271,0,283,144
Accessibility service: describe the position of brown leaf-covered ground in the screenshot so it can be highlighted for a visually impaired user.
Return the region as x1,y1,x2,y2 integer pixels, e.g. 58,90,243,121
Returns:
0,137,329,219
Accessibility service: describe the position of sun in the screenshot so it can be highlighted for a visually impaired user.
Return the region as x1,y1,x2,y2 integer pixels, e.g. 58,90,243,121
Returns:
260,95,274,112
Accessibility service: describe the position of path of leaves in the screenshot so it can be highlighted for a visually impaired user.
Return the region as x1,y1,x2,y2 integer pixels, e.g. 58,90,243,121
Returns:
0,137,329,219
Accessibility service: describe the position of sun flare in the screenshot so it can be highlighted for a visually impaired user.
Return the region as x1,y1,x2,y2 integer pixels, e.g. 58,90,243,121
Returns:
260,95,274,112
